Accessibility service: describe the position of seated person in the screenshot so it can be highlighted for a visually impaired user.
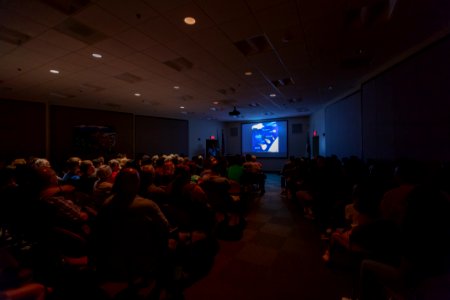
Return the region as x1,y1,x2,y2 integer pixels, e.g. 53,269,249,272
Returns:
0,247,48,300
242,154,266,194
358,185,450,300
94,168,169,282
35,166,90,236
92,165,114,208
76,160,97,195
322,180,386,264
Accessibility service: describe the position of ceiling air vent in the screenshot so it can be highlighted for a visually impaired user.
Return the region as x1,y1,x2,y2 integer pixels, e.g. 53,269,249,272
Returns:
54,18,107,45
180,95,193,102
234,34,272,56
0,26,31,46
40,0,91,15
163,57,193,72
81,83,104,92
217,87,236,95
271,77,294,88
114,72,143,83
287,97,302,103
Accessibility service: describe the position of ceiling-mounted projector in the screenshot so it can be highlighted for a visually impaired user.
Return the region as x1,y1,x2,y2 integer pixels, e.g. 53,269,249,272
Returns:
229,106,240,116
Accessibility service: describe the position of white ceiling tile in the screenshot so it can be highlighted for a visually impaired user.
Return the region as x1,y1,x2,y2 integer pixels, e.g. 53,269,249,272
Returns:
1,0,67,28
0,0,447,120
136,16,187,46
59,53,98,68
86,64,121,76
127,68,168,84
142,44,179,62
0,70,26,86
189,26,230,49
196,0,251,24
277,44,310,70
246,0,292,12
105,58,141,72
0,9,48,37
121,52,182,79
94,38,136,58
0,41,17,55
145,0,192,13
115,28,158,51
219,16,262,42
22,38,71,59
0,47,53,70
264,26,305,51
74,4,130,36
206,44,247,66
38,30,86,51
12,67,59,87
96,0,159,25
168,38,204,59
90,77,127,89
254,1,299,31
248,51,287,81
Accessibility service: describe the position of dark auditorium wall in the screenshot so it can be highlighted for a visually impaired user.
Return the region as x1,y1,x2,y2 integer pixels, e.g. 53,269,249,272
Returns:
311,36,450,162
188,119,223,158
135,115,188,156
362,36,450,161
325,92,362,158
50,105,134,167
0,99,46,161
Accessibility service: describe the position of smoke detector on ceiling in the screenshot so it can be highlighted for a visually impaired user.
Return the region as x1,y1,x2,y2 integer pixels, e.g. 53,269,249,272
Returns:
229,106,240,116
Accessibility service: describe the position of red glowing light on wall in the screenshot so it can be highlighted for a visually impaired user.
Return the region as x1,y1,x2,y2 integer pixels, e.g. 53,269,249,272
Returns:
313,130,317,137
210,136,215,140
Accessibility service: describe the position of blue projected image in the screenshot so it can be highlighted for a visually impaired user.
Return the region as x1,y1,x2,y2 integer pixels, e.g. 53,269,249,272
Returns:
251,122,279,153
242,120,287,158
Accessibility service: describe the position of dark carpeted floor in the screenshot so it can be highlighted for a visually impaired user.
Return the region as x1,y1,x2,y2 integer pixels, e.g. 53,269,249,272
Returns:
184,174,355,300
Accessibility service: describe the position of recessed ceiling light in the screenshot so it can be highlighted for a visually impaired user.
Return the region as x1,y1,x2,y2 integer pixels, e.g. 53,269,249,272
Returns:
244,71,252,76
269,93,276,97
184,17,196,25
174,86,180,90
180,106,185,109
213,101,219,105
328,86,333,90
49,69,59,74
92,53,102,58
134,93,141,97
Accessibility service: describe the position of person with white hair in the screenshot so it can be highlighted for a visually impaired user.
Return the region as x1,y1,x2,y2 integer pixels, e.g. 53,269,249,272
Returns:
33,158,51,169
